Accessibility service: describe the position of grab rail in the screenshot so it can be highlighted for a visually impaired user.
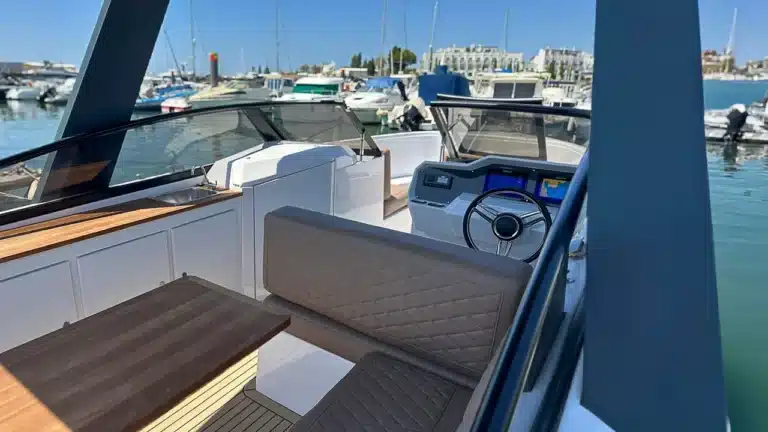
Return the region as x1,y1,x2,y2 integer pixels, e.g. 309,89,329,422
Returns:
470,150,589,432
430,100,592,120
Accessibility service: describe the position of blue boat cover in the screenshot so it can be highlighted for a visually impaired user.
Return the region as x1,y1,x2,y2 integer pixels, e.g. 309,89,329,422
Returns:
417,72,471,105
365,77,401,89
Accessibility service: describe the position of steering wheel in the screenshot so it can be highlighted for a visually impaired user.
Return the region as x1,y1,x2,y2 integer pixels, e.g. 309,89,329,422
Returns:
462,188,553,263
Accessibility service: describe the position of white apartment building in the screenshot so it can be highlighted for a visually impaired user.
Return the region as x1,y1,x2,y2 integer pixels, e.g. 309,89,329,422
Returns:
421,44,524,76
530,47,594,81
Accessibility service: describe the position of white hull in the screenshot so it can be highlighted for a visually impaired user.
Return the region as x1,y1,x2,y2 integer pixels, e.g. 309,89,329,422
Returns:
6,87,42,101
350,107,384,124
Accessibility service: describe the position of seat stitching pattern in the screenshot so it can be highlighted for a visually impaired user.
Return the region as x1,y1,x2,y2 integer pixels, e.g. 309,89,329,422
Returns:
304,354,461,431
269,224,525,376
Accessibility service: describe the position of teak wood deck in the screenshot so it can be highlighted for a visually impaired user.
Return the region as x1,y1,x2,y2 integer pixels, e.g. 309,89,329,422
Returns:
141,350,300,432
0,190,241,263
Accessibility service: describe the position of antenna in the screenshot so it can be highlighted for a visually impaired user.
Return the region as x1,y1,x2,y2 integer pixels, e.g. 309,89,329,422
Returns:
241,48,246,74
189,0,196,77
427,1,439,72
275,0,280,72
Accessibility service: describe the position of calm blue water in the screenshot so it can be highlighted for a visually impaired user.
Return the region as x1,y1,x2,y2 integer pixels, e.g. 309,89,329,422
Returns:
704,80,768,432
2,82,768,430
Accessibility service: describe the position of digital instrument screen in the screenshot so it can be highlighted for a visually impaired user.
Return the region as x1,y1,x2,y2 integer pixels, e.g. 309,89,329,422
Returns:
536,177,570,204
483,171,527,192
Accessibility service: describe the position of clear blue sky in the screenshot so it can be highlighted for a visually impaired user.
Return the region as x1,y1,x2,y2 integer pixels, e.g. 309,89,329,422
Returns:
0,0,766,75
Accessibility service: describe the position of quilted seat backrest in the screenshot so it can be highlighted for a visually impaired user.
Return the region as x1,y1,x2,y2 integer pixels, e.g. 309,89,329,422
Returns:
263,206,532,380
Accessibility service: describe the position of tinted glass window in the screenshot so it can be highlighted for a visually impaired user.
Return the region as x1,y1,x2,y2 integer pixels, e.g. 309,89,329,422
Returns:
0,108,266,215
261,104,368,146
110,110,264,186
0,102,374,223
443,107,589,165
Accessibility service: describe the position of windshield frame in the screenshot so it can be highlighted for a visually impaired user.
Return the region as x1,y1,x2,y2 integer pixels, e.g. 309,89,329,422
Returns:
429,100,591,162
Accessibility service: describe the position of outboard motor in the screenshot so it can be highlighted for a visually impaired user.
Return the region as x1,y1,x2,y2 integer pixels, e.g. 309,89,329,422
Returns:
400,104,425,131
37,86,56,103
725,104,748,141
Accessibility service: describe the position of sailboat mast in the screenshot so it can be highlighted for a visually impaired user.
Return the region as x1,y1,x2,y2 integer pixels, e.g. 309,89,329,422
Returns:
189,0,196,77
400,2,407,74
379,0,386,74
724,7,737,72
427,0,439,72
386,0,393,75
503,9,509,52
163,27,183,82
725,7,737,55
275,0,280,72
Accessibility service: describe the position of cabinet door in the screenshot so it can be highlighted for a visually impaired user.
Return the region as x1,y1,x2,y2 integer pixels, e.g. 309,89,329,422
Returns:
172,210,242,292
78,232,172,316
0,262,78,352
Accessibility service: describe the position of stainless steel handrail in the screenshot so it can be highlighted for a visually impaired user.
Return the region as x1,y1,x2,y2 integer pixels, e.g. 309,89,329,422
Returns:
470,150,589,432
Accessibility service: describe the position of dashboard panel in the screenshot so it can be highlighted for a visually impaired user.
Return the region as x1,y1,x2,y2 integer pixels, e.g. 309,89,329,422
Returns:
412,156,578,208
483,171,528,192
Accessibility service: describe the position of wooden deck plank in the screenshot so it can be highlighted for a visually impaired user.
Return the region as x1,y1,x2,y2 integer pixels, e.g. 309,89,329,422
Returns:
139,347,301,432
0,190,242,263
141,352,258,431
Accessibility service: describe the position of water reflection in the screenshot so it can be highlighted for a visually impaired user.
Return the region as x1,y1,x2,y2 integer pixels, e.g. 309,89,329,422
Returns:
0,101,65,122
706,143,768,174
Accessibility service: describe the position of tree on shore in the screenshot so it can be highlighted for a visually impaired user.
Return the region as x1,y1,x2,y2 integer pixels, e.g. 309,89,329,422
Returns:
388,46,417,73
350,52,363,68
264,66,271,74
364,59,376,76
547,60,556,77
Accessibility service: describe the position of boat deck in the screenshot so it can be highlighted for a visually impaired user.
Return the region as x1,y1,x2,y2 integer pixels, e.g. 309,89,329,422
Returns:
141,350,301,432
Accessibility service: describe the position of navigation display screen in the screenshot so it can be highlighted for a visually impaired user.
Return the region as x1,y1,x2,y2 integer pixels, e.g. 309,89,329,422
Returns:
536,178,570,203
483,172,527,192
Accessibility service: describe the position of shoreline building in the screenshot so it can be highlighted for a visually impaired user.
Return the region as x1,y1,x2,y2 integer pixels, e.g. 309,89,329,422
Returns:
701,49,735,74
529,47,594,81
421,44,523,76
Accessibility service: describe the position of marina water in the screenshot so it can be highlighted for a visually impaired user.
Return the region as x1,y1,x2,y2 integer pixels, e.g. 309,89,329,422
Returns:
3,81,768,430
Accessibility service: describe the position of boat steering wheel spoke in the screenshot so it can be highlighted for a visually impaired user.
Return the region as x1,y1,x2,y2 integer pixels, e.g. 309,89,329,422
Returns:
473,202,499,223
462,188,553,263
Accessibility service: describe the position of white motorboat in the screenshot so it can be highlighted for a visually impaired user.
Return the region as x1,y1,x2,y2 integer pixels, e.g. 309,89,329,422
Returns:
542,87,579,108
704,104,768,143
472,72,545,99
5,81,50,101
41,78,77,104
0,0,731,431
264,73,295,98
387,70,471,130
277,77,344,102
161,81,272,113
344,77,408,124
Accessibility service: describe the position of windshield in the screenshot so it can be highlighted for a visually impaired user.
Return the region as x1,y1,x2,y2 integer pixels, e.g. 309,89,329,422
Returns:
435,103,590,166
293,83,339,95
360,87,388,93
0,102,376,224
